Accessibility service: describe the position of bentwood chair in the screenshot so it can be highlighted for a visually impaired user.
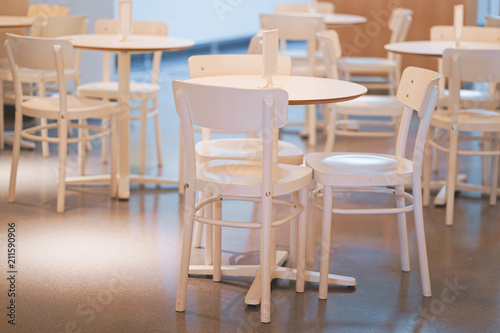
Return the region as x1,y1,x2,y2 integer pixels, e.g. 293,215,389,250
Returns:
317,29,404,152
187,54,304,267
337,8,412,95
305,66,440,299
0,15,88,152
423,49,500,226
173,81,312,323
485,15,500,28
6,34,121,213
77,20,168,175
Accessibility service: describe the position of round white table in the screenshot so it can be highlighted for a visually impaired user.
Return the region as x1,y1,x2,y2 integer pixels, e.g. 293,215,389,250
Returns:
186,75,367,105
384,40,500,57
323,13,367,27
0,16,33,30
184,74,366,305
63,34,194,200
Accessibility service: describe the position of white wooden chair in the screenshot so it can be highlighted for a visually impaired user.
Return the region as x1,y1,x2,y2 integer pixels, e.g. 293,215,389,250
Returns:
27,4,71,37
5,34,121,213
0,15,88,152
260,13,326,147
173,81,312,323
274,2,334,14
430,25,500,110
317,29,404,152
423,49,500,226
337,8,412,95
77,20,167,175
485,15,500,28
186,54,304,264
305,66,440,299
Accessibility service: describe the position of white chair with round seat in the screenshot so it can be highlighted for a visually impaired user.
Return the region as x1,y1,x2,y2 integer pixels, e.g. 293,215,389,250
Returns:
173,80,311,323
337,8,412,95
304,66,440,299
187,54,304,265
317,29,405,152
485,14,500,28
0,15,88,153
422,49,500,226
5,34,121,213
77,20,167,176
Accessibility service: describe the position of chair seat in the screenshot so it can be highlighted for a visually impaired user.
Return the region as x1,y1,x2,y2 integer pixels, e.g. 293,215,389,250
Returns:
197,160,312,197
22,95,118,120
306,152,413,186
431,108,500,132
437,89,500,109
338,57,397,73
195,138,304,165
336,95,403,116
77,81,160,100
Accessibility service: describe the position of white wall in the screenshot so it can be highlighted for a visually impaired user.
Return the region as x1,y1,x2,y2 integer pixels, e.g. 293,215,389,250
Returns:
132,0,302,43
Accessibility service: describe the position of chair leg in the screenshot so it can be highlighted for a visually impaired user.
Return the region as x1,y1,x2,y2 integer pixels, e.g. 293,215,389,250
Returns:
178,124,185,194
39,83,50,158
213,201,222,282
324,104,337,153
78,119,86,176
396,184,410,272
296,186,309,293
319,185,333,300
260,190,273,323
288,191,299,268
422,139,432,207
445,128,459,226
204,198,214,266
306,180,317,271
101,118,109,164
489,134,499,206
7,108,24,203
431,128,441,173
193,191,205,248
110,115,118,198
139,100,148,176
154,109,163,167
175,186,197,312
57,118,69,213
412,176,432,297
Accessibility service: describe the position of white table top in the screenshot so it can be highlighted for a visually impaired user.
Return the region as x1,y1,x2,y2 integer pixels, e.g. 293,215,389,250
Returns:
385,40,500,57
323,13,367,26
62,34,195,53
0,16,33,29
185,75,367,105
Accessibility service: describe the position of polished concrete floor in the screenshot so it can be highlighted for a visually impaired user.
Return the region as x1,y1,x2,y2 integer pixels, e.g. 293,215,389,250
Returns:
1,45,500,333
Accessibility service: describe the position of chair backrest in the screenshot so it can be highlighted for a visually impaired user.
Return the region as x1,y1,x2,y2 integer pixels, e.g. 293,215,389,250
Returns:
260,13,325,75
430,25,500,42
317,30,342,80
28,4,71,37
6,34,74,116
94,20,168,84
188,54,292,78
173,81,289,191
441,49,500,123
485,15,500,28
394,67,440,164
27,4,70,17
388,8,413,43
248,31,264,54
38,15,89,37
274,2,334,14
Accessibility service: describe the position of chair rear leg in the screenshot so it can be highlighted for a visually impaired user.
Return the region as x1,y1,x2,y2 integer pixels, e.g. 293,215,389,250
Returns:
7,108,24,203
396,184,410,272
57,119,69,213
319,185,333,300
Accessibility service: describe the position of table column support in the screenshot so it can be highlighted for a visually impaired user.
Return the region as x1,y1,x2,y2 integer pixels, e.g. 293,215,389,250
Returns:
117,51,131,200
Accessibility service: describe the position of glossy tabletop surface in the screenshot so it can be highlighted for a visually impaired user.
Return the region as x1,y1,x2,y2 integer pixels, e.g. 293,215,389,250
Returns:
0,16,33,29
385,40,500,57
185,75,367,105
62,33,195,52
